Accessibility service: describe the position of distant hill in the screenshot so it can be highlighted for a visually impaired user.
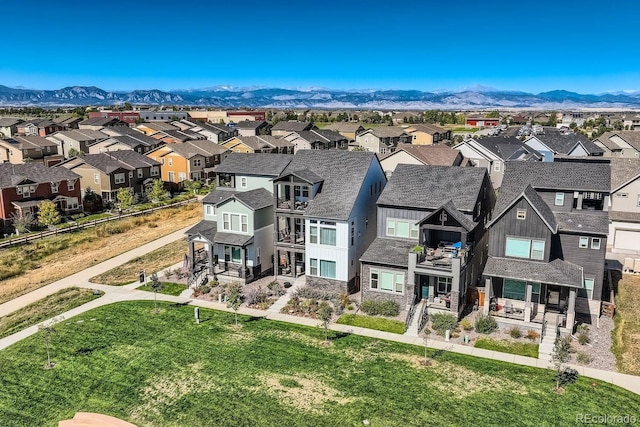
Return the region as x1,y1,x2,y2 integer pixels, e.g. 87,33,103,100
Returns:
2,84,640,109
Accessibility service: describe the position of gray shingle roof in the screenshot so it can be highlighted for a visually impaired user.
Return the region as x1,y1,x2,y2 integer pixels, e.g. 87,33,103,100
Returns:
214,152,293,176
483,257,583,288
79,117,126,127
213,232,254,246
610,158,640,191
271,121,313,132
231,188,274,211
476,136,543,161
0,118,23,127
186,139,229,156
185,220,218,242
202,188,238,205
0,162,80,188
377,164,487,212
555,211,609,235
77,153,134,174
609,211,640,223
535,131,604,155
1,135,58,149
360,238,414,268
234,120,267,129
278,150,378,220
104,150,161,169
522,185,557,231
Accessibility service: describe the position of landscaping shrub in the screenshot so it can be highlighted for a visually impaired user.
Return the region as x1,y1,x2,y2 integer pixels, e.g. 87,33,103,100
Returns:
474,314,497,334
430,312,458,335
338,292,351,309
267,281,285,297
360,299,400,317
577,332,590,345
245,286,269,306
459,318,473,331
576,351,591,365
509,327,522,339
294,287,334,301
526,329,540,341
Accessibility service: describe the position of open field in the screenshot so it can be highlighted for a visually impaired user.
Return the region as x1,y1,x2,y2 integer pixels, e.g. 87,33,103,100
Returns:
0,287,103,339
612,272,640,375
0,301,637,427
90,240,189,286
0,203,200,304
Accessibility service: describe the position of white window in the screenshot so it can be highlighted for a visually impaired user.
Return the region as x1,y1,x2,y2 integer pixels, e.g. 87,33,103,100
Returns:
516,209,526,220
51,183,59,193
94,174,100,184
67,180,75,191
437,276,452,294
193,158,201,167
616,193,628,198
370,270,404,294
531,240,545,260
67,197,79,210
555,192,565,206
178,172,186,182
494,161,501,171
114,173,125,184
223,213,229,230
319,260,336,279
241,215,248,232
578,236,589,248
309,258,318,276
591,237,601,250
150,166,159,176
205,205,213,215
505,237,545,260
386,218,419,239
137,169,143,178
241,177,247,188
222,213,248,232
309,226,318,244
168,158,173,166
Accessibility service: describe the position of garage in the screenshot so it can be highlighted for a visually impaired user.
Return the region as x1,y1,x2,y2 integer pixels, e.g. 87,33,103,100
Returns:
614,229,640,252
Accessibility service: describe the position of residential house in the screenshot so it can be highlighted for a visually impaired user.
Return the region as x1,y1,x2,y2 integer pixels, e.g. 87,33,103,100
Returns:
0,118,23,138
78,117,129,131
608,158,640,254
465,117,500,128
452,136,542,188
324,123,366,142
135,122,180,136
214,152,293,192
271,121,315,137
57,151,161,201
284,129,348,151
561,112,585,127
0,162,82,226
221,136,294,154
17,119,66,136
273,150,386,294
391,112,420,125
482,160,610,335
138,111,189,121
46,129,110,158
187,110,266,124
621,113,640,130
234,120,272,137
185,120,237,142
378,144,467,177
53,116,82,129
150,129,206,144
592,131,640,158
404,123,452,145
92,126,163,154
524,130,604,161
147,140,229,186
0,135,63,166
354,127,412,154
359,165,494,321
88,111,141,125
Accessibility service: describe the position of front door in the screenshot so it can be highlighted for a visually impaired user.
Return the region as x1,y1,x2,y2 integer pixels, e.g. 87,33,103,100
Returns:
546,285,568,313
419,275,429,301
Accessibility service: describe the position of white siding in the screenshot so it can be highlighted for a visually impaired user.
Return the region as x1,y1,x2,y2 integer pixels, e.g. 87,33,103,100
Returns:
305,220,349,280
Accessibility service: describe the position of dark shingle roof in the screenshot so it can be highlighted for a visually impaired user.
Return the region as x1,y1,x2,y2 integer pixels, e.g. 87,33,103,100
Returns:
185,220,217,242
186,140,229,156
230,188,274,211
360,238,414,268
417,200,477,231
278,150,378,220
0,162,80,188
1,135,58,149
234,120,267,129
382,144,462,166
271,121,313,132
77,153,133,174
79,117,126,127
0,118,23,127
555,211,609,235
295,129,346,143
377,164,487,212
521,185,558,231
476,136,542,160
104,150,161,169
213,232,254,246
202,188,238,205
214,152,293,176
483,257,583,288
535,131,603,155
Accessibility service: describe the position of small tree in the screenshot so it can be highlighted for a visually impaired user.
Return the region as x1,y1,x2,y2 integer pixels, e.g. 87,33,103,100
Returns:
39,317,63,369
551,335,578,392
116,187,135,211
38,200,61,228
226,282,243,326
183,180,202,195
10,211,35,235
317,301,333,342
148,179,168,204
149,272,164,313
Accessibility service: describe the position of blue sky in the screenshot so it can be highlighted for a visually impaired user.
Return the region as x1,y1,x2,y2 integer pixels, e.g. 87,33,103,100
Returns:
2,0,639,93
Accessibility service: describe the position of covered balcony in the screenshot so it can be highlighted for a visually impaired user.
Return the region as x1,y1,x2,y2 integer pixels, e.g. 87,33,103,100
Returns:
276,216,305,246
273,169,323,212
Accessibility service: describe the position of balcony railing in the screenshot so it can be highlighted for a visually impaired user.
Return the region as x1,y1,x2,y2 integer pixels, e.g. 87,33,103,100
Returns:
413,242,472,271
277,231,304,245
277,199,308,211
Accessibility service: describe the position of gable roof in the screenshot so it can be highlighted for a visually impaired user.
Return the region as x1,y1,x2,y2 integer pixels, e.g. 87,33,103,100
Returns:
293,129,346,143
1,135,58,149
405,123,448,135
221,188,274,211
186,140,229,156
488,185,558,232
0,118,23,127
532,131,604,155
382,144,462,166
610,158,640,191
79,117,127,127
360,237,415,268
361,126,409,138
377,164,487,212
483,257,583,288
214,152,293,176
0,162,80,188
555,211,609,235
475,136,542,161
233,120,268,129
102,150,161,169
271,121,313,132
597,131,640,152
202,188,238,205
417,200,477,231
324,122,365,133
73,153,134,173
277,150,379,221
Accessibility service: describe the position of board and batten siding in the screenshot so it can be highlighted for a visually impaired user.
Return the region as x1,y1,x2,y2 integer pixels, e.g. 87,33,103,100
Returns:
376,206,425,240
558,233,606,301
488,198,552,260
536,190,573,212
216,199,255,235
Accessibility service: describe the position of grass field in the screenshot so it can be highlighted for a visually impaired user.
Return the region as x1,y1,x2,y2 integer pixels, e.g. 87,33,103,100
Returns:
336,313,405,334
612,272,640,375
0,301,637,427
475,337,539,358
137,282,187,296
0,203,199,304
90,240,189,286
0,287,103,339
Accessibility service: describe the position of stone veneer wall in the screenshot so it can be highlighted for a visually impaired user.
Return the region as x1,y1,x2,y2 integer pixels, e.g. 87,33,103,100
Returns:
360,263,414,310
306,276,349,295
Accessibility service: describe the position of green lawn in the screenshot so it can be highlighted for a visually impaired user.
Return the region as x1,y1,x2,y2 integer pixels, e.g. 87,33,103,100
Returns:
0,302,637,427
0,287,103,339
475,337,539,358
337,313,405,334
137,282,187,296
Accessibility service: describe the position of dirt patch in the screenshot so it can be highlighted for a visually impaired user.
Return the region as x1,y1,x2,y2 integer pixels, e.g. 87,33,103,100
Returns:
429,361,529,398
612,272,640,375
255,373,355,414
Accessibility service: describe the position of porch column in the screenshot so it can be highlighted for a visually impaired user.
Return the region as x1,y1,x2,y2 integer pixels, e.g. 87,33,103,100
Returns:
189,241,195,270
207,244,214,275
483,277,492,314
428,276,435,303
576,192,583,210
241,247,247,281
566,289,576,330
524,283,533,322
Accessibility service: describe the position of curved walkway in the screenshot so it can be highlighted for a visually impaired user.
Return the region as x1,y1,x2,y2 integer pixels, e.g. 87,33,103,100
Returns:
0,231,638,396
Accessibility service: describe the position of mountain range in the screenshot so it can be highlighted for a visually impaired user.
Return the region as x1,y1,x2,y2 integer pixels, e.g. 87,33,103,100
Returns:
2,84,640,110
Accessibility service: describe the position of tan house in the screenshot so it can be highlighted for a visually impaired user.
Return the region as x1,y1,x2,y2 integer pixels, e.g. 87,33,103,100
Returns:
147,140,229,186
404,123,452,145
0,118,23,138
354,126,412,154
0,135,63,166
378,144,467,177
324,123,366,142
221,136,294,154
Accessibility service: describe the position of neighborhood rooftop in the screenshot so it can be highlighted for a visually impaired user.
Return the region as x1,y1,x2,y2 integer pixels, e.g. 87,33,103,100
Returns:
0,162,80,188
214,152,293,176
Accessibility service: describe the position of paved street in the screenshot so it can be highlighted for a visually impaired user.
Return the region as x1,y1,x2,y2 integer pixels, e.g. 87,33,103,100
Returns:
0,229,638,396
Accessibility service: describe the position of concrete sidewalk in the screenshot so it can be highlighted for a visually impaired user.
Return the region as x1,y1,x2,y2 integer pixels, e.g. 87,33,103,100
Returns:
0,226,193,318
